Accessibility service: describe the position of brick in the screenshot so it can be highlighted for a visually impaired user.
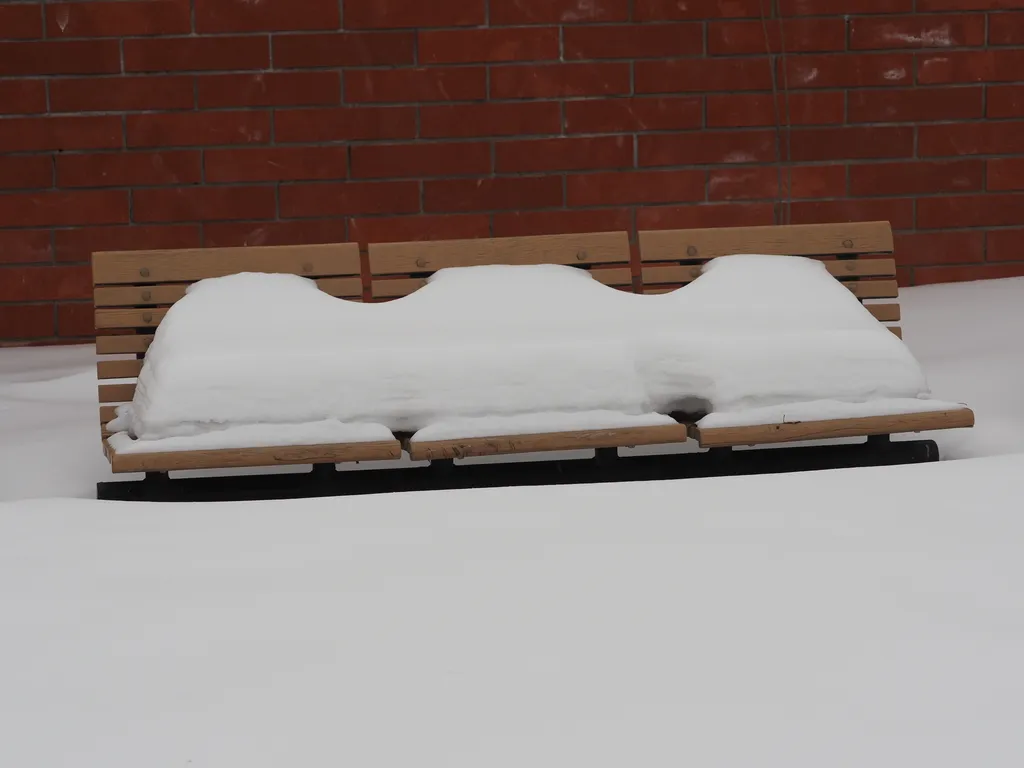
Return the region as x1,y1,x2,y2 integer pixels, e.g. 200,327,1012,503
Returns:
564,24,703,59
636,203,775,230
133,187,277,223
206,147,349,183
780,0,913,12
0,231,52,265
919,122,1024,156
988,86,1024,118
46,1,190,37
783,54,913,88
197,72,340,108
848,87,983,122
918,50,1024,84
0,4,41,39
57,152,202,188
707,92,844,127
788,165,848,199
196,0,339,32
420,102,560,138
0,305,54,340
990,12,1024,45
0,80,46,114
638,131,777,167
420,28,559,64
918,194,1024,228
850,160,983,197
789,198,914,229
917,0,1022,9
0,156,52,190
708,165,846,202
127,112,270,148
50,76,194,113
987,228,1024,261
496,137,632,173
635,58,772,93
346,67,485,103
0,266,91,302
0,116,121,152
0,191,128,227
351,143,491,179
894,231,984,266
57,302,94,337
493,209,633,238
987,158,1024,191
491,0,628,24
0,40,119,75
567,170,704,207
708,19,846,55
787,127,915,161
124,36,269,73
204,220,350,248
280,181,420,217
55,225,200,263
565,97,702,133
349,214,490,243
915,263,1024,286
634,0,760,21
850,15,984,49
491,63,631,99
345,0,484,29
275,107,416,142
424,177,563,213
273,32,414,68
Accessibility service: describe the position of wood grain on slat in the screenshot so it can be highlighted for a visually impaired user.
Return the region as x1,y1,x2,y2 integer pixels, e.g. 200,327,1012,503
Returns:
890,326,903,339
99,383,136,403
97,359,143,380
100,405,119,424
93,243,361,285
867,303,900,322
108,440,403,473
93,276,363,307
96,334,153,354
95,307,168,329
371,266,634,299
849,280,898,299
639,222,894,262
407,424,690,461
695,408,975,448
642,258,897,286
369,232,631,276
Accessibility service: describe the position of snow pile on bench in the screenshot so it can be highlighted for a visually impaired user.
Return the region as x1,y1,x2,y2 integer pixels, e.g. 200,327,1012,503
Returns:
117,256,938,445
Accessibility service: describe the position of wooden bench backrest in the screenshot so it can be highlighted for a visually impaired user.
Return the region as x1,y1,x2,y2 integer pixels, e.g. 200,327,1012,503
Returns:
638,221,901,335
368,232,633,299
92,243,362,434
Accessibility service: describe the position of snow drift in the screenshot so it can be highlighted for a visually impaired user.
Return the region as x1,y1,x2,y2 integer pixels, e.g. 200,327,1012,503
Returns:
120,256,936,443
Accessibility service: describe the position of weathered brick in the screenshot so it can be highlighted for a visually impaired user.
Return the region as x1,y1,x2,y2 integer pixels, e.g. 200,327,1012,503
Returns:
565,97,702,133
55,225,200,263
636,58,772,93
127,112,270,148
848,87,983,122
0,4,43,40
919,122,1024,156
990,12,1024,45
567,170,705,207
491,0,628,24
57,152,202,188
787,127,915,161
918,50,1024,83
275,107,416,142
850,15,984,49
918,194,1024,228
205,147,349,183
349,215,490,243
0,80,46,114
273,32,414,68
708,165,847,201
708,19,846,54
351,142,490,179
849,160,983,196
0,40,120,75
0,266,92,302
195,0,339,32
789,198,915,229
50,76,194,113
0,191,129,227
0,116,121,152
57,302,95,337
496,137,633,173
915,263,1024,286
124,36,269,72
346,68,486,103
636,203,775,230
345,0,484,29
707,92,844,127
46,1,190,37
0,230,53,265
783,54,913,88
491,64,630,99
197,72,340,108
987,158,1024,191
634,0,760,21
988,86,1024,118
987,228,1024,261
280,182,420,217
638,131,778,167
204,220,349,248
894,231,984,266
0,156,52,190
0,305,55,340
493,209,633,237
424,177,563,213
420,28,559,64
420,102,560,138
564,24,704,59
134,187,277,223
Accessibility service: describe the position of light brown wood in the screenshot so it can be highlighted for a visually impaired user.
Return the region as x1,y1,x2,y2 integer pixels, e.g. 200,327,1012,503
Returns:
99,383,136,403
369,232,631,276
694,408,975,448
108,440,403,473
639,222,894,262
849,280,898,300
371,266,634,299
94,276,362,307
890,327,903,339
407,423,690,461
97,359,143,380
96,334,153,354
867,303,901,322
95,307,168,330
641,259,897,286
100,405,119,424
93,243,361,285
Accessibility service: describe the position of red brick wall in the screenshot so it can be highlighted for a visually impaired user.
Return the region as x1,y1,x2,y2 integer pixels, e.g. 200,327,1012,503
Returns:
2,0,1024,343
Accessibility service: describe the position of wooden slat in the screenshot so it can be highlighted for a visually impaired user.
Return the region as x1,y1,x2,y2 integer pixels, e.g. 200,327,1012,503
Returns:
641,258,897,287
369,232,631,276
639,222,894,262
95,307,168,329
108,440,403,473
99,383,136,403
100,405,119,424
93,243,361,285
371,266,634,299
694,408,975,448
93,276,362,307
407,423,690,461
97,359,143,380
867,303,900,322
890,326,903,339
96,334,153,354
849,280,898,299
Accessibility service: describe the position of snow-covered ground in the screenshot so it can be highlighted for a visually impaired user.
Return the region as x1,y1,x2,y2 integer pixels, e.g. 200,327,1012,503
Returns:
0,277,1022,767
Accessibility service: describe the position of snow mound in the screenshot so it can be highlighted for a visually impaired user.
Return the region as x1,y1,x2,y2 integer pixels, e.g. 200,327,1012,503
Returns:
124,257,933,443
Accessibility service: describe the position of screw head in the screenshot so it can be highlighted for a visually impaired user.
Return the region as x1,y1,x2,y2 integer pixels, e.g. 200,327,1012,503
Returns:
842,239,854,248
415,257,427,268
301,262,313,273
686,245,698,257
139,267,150,278
141,290,151,301
142,312,153,323
576,250,588,261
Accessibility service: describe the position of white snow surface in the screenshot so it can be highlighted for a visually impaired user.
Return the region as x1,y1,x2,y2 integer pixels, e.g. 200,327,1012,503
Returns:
697,396,970,429
1,277,1024,767
125,257,931,443
411,410,677,442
